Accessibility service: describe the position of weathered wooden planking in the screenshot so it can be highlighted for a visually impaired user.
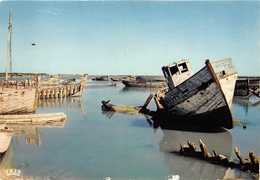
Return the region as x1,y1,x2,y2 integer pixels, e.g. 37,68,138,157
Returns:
0,112,67,124
155,59,237,129
211,58,238,108
0,86,37,114
38,74,88,99
0,125,13,153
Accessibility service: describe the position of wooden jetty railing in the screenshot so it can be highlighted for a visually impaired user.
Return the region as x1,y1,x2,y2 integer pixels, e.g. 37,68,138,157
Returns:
38,74,88,99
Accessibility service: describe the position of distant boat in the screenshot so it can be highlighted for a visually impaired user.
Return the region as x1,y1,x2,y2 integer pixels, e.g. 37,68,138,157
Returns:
40,75,60,86
0,7,40,115
111,76,135,82
111,77,122,81
0,124,13,154
234,78,260,97
61,78,76,85
154,58,237,129
92,75,109,81
135,76,165,82
122,79,167,88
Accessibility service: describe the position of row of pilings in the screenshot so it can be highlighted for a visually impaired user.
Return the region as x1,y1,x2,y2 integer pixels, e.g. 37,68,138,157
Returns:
38,83,83,99
38,74,88,99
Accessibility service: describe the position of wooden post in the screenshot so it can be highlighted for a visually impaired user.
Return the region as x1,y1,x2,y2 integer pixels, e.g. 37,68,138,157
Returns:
199,139,208,158
45,89,50,99
41,89,45,99
187,141,197,155
62,88,66,98
54,89,58,99
66,86,70,97
249,150,258,165
50,89,54,99
25,79,28,89
58,88,62,98
235,147,244,165
70,86,74,96
73,85,77,94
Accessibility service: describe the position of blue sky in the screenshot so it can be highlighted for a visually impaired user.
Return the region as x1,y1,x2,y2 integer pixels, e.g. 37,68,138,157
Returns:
0,1,259,76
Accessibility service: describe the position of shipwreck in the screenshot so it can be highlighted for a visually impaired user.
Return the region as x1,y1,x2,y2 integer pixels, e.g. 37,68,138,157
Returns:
153,58,238,129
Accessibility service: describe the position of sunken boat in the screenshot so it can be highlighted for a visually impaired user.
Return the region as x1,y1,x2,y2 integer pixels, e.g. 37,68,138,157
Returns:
154,58,238,129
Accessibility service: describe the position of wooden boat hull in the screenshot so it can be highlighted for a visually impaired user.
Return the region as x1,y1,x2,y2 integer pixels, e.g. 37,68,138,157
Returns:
155,59,237,129
0,86,37,115
0,112,67,125
0,124,13,154
122,80,167,88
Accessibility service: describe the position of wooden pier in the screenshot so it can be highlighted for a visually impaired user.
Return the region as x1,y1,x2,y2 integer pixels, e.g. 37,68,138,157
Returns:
38,74,88,99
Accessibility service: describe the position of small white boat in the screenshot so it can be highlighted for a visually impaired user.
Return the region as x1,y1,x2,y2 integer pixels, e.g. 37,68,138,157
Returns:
0,124,13,154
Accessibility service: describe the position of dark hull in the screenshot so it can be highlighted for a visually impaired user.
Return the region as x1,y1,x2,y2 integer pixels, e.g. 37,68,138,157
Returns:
154,105,233,130
155,59,237,129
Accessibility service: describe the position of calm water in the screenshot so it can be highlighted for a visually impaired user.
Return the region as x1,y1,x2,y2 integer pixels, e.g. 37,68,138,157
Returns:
2,75,260,179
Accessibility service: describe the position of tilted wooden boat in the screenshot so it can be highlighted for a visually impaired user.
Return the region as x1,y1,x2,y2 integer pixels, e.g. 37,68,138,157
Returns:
0,124,13,154
0,7,39,115
154,58,238,129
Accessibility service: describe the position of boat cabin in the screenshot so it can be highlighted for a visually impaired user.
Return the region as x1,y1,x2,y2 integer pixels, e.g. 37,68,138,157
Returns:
162,59,194,90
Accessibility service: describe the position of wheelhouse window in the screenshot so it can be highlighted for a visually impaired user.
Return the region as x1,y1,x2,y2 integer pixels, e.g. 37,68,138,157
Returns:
178,62,188,73
169,66,178,76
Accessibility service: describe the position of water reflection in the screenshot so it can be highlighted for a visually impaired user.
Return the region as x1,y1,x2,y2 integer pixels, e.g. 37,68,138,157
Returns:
121,86,158,93
0,144,14,172
152,118,235,179
233,96,260,112
37,96,87,117
101,111,115,119
6,118,66,146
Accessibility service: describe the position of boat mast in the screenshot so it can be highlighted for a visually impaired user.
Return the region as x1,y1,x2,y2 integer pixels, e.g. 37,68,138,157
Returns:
5,6,12,81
